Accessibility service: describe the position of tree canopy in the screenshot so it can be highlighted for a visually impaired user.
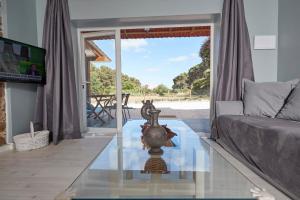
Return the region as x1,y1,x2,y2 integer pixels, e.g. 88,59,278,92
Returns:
172,38,210,95
89,38,210,97
90,64,143,95
122,74,142,93
172,72,188,90
90,65,115,94
153,84,169,96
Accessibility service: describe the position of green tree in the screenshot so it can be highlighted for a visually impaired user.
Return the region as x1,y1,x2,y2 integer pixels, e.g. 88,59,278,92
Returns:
141,84,151,95
153,84,169,96
192,68,210,95
90,65,116,94
187,63,206,86
122,74,141,93
200,38,210,65
171,38,211,96
191,38,210,95
172,72,188,90
90,65,144,95
187,39,210,87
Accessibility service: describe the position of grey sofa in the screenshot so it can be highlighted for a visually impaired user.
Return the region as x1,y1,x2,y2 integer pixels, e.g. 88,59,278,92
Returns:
212,101,300,200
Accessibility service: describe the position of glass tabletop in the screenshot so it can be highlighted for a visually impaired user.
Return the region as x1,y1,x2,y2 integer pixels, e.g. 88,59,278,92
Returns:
69,120,256,199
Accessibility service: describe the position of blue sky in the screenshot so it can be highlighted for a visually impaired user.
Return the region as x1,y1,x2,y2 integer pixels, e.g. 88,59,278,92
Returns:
93,36,208,89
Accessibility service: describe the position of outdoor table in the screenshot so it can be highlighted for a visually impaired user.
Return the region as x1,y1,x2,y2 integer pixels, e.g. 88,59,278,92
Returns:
89,94,115,122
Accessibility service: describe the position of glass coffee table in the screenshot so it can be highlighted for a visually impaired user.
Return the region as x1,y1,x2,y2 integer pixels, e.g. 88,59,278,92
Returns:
67,120,257,199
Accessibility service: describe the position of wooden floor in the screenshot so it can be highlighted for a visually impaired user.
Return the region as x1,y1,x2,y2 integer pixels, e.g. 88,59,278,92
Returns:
0,133,291,200
0,137,112,200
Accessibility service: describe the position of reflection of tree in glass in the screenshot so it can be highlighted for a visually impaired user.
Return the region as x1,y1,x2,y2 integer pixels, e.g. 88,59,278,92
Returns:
90,65,115,95
90,64,142,95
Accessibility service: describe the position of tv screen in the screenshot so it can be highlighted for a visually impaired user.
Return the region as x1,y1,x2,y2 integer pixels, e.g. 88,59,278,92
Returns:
0,37,46,84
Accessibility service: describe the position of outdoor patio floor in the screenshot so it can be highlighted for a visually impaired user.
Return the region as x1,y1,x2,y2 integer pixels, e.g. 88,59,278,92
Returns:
87,107,210,133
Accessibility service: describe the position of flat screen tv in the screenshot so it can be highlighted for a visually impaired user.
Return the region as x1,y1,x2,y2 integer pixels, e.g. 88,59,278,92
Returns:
0,37,46,84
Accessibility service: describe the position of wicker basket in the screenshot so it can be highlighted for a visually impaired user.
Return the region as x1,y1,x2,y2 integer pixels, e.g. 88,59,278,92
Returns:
13,130,49,151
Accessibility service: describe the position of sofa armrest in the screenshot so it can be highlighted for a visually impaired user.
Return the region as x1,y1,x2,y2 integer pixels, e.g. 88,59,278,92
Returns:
216,101,244,117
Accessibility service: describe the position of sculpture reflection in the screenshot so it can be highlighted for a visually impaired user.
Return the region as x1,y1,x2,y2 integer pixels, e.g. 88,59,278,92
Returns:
142,154,169,174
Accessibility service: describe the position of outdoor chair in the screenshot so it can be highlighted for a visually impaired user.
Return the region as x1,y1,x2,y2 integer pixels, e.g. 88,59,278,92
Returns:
107,93,133,122
86,102,95,118
86,98,106,123
122,93,133,120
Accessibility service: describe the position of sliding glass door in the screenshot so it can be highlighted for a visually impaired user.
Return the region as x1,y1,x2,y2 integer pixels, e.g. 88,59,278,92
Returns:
80,30,122,135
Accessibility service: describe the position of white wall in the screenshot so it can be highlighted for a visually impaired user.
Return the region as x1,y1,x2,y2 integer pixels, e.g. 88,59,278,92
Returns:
244,0,278,82
36,0,47,47
69,0,223,20
277,0,300,81
5,0,39,142
5,83,37,142
67,0,279,82
34,0,280,83
6,0,38,46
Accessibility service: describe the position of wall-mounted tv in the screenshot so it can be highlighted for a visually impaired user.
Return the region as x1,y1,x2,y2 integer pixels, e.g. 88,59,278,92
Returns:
0,37,46,84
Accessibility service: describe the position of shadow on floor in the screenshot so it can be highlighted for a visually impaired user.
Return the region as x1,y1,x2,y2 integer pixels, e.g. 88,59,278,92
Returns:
183,118,210,133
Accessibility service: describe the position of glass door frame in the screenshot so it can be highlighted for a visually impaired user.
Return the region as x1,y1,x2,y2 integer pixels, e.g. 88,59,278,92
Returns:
78,29,123,135
77,22,216,136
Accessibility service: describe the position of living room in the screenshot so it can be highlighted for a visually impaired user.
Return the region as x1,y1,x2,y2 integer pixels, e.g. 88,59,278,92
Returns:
0,0,299,200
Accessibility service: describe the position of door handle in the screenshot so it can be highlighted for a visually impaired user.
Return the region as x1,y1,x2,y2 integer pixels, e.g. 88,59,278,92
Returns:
81,82,91,89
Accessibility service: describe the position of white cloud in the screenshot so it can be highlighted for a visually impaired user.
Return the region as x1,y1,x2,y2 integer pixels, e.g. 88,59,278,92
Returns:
168,53,200,62
168,55,189,62
121,39,148,52
145,67,160,72
147,83,159,89
191,53,198,58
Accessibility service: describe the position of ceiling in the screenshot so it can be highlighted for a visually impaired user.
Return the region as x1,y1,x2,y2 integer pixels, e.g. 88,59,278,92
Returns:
83,26,210,40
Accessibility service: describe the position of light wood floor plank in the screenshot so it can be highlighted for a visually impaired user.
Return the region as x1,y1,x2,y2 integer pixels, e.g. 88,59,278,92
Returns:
0,137,112,200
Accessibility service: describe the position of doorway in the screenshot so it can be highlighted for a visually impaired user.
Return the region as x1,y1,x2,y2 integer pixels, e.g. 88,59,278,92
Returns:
78,24,213,135
120,26,211,133
79,30,122,135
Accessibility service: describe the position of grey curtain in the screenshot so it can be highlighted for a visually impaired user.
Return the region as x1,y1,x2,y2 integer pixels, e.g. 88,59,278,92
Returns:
34,0,81,144
211,0,254,136
216,0,254,101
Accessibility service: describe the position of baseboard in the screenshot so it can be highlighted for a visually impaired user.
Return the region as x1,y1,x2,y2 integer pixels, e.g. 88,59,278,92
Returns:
0,143,13,153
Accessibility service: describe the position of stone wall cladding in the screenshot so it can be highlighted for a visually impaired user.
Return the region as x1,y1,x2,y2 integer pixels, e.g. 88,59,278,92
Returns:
0,0,6,145
0,82,5,144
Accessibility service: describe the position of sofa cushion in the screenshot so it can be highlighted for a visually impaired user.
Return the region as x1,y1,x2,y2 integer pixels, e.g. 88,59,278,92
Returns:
216,101,244,117
243,79,298,118
215,115,300,199
277,84,300,121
